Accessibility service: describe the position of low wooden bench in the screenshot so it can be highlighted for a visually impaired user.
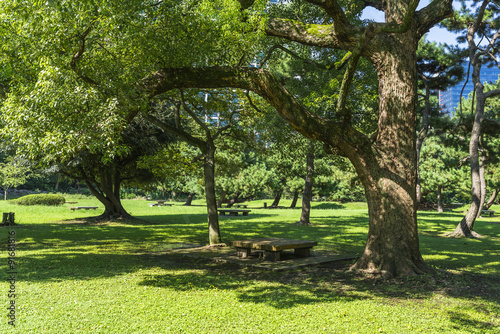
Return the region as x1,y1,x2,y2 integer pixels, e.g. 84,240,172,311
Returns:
482,210,496,217
229,238,318,261
218,209,251,216
69,206,98,211
234,204,248,208
150,202,173,207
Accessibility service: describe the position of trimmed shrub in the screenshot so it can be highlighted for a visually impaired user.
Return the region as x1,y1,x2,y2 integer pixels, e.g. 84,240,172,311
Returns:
14,194,66,206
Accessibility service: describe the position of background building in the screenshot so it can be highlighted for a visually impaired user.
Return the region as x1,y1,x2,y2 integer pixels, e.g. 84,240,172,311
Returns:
439,62,500,114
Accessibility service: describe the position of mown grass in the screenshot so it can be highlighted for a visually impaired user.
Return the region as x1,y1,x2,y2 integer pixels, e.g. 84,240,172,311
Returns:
1,196,499,333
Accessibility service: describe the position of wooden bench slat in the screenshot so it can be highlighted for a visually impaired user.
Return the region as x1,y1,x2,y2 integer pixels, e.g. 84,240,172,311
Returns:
229,238,317,252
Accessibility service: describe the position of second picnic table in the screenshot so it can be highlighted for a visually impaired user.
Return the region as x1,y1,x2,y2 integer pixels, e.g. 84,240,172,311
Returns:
218,209,251,216
229,238,318,261
150,200,173,207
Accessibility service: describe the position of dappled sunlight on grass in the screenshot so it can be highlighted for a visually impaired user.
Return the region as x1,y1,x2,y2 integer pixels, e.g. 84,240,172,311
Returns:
0,197,499,332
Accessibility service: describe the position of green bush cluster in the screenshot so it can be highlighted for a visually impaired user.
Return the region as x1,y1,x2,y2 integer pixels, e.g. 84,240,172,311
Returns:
14,194,66,206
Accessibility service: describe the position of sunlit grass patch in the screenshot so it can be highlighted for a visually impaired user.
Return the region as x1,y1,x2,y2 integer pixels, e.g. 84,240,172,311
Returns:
0,196,498,333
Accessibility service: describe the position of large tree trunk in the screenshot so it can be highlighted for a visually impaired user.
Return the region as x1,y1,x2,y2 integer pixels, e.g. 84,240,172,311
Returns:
83,166,132,220
298,145,314,225
290,190,299,208
349,32,428,277
203,143,222,244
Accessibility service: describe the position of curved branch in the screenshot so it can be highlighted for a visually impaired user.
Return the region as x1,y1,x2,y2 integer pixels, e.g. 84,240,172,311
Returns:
70,25,99,86
303,0,352,33
415,0,454,38
141,111,206,150
139,66,371,157
266,18,358,50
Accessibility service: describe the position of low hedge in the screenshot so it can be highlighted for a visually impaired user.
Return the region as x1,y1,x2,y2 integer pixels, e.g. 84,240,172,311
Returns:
14,194,66,206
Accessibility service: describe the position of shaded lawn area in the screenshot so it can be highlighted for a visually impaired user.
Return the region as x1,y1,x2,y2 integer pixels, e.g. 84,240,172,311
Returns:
0,197,499,333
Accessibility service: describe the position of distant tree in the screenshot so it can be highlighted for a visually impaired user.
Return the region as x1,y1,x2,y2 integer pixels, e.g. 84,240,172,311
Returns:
443,0,500,237
58,116,174,219
416,38,465,204
0,157,29,200
420,136,462,212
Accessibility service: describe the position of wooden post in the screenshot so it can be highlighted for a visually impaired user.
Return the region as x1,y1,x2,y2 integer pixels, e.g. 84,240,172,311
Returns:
2,212,14,225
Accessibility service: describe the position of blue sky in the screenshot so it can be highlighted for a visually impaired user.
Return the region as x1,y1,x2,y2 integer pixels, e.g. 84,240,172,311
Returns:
361,1,465,45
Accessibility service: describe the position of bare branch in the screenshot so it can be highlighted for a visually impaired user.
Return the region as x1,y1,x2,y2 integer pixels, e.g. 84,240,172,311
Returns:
142,110,206,149
244,90,265,114
178,90,211,135
70,24,99,86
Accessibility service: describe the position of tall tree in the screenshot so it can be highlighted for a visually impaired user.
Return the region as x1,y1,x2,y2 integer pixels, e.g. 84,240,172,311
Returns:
0,156,29,200
416,38,465,204
143,89,243,244
139,0,454,277
1,0,455,276
443,0,500,237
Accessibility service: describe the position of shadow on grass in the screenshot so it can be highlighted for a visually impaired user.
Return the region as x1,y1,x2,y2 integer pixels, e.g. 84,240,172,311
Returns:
137,254,500,314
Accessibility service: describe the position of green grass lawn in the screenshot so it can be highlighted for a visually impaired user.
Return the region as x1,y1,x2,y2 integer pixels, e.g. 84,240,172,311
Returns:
1,196,499,333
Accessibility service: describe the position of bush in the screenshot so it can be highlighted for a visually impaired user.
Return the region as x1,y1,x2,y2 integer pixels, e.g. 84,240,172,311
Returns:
14,194,66,206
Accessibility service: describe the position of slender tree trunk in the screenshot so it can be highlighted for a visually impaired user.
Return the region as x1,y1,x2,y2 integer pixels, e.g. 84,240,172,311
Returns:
452,89,485,237
484,189,499,211
184,193,194,206
226,191,240,208
416,77,431,206
217,190,226,208
437,185,444,213
203,143,222,244
290,190,299,208
476,156,486,219
298,145,314,225
4,189,7,201
271,190,282,208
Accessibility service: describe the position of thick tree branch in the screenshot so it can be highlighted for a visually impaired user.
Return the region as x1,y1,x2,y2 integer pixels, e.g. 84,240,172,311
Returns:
415,0,454,38
139,66,371,158
142,111,206,150
362,1,384,11
265,18,358,50
303,0,352,34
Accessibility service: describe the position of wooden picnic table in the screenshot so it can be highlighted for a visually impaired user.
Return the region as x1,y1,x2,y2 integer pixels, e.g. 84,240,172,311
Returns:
482,209,496,217
218,209,251,216
229,238,318,261
69,206,98,211
150,200,173,207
